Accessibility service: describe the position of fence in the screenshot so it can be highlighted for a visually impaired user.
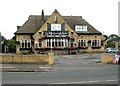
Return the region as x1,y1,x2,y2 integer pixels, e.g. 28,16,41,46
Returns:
0,53,54,65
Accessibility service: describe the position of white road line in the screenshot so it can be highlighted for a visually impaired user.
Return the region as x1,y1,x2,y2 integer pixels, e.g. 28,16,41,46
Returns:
0,67,15,68
49,79,118,84
69,57,73,58
39,67,51,69
106,79,118,82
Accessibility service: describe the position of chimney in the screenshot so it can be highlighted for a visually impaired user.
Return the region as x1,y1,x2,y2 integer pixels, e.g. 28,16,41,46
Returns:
17,26,21,30
41,9,44,24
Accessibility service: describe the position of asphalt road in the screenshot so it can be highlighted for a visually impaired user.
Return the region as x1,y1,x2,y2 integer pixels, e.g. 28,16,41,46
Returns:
2,53,119,84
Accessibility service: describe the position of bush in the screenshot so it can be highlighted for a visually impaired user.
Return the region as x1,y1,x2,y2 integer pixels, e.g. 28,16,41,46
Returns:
21,50,30,54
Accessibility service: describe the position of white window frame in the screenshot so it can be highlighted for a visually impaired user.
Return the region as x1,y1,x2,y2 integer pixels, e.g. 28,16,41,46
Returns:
78,39,87,47
46,39,68,48
51,24,61,31
91,40,100,47
20,40,31,48
75,25,87,32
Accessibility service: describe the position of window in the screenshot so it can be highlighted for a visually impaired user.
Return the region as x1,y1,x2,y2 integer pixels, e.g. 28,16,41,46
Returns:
47,39,49,47
55,39,57,47
61,39,64,47
52,39,55,47
70,42,74,47
58,39,61,47
64,39,67,47
48,24,65,31
51,24,61,31
20,40,31,48
25,40,27,48
21,41,24,48
92,40,100,47
46,39,51,47
46,39,68,48
75,25,87,32
38,41,42,48
70,39,74,47
78,40,86,47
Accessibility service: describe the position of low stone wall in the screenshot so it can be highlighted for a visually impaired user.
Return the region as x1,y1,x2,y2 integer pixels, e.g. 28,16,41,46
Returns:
101,53,114,64
0,53,54,65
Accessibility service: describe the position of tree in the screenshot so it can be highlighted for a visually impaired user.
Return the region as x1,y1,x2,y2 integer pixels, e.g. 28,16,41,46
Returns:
8,36,16,53
108,34,118,39
105,34,119,48
0,34,8,53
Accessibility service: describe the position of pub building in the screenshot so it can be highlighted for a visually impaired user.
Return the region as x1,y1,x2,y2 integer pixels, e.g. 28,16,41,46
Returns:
15,9,105,54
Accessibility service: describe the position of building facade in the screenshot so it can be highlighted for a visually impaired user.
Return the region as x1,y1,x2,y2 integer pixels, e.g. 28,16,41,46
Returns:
15,9,105,54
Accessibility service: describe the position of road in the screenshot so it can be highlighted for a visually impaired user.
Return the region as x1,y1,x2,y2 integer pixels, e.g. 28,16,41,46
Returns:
2,53,119,84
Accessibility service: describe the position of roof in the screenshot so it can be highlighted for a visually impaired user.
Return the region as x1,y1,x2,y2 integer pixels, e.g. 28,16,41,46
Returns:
63,16,102,35
15,15,49,35
15,14,102,35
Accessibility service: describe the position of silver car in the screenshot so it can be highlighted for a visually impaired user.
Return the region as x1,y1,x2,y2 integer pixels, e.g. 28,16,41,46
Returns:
105,48,118,53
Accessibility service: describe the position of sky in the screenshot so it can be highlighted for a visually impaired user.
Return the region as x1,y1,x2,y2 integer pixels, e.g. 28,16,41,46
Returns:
0,0,119,39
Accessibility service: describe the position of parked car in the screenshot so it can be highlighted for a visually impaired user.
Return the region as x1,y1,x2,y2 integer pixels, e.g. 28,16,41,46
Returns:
105,48,118,53
113,51,120,64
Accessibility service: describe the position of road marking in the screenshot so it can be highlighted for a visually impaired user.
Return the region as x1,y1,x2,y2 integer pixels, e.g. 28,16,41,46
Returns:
0,67,15,68
69,57,73,58
39,67,51,69
49,79,118,84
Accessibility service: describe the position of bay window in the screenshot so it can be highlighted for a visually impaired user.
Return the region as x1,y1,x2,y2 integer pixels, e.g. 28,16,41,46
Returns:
78,40,87,48
92,40,100,47
46,39,68,48
20,40,31,48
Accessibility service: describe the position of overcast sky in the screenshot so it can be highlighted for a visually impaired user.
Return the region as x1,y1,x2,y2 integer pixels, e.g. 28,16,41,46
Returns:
0,0,119,39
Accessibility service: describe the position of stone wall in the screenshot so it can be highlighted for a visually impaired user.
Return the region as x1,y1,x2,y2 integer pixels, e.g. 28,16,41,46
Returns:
1,53,54,65
101,53,114,64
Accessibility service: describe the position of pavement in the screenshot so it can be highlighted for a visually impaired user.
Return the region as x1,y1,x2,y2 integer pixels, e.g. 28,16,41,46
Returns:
1,64,52,72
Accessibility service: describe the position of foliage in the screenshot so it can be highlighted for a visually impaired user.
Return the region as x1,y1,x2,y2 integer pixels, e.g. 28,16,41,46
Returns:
105,42,115,48
105,34,119,49
108,34,118,39
8,36,16,53
21,50,30,54
1,35,16,53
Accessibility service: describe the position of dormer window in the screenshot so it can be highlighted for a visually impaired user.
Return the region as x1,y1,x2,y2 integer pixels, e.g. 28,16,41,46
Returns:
48,24,64,31
75,25,87,32
51,24,61,31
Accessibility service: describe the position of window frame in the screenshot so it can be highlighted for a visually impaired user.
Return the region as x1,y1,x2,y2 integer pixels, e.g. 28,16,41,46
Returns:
75,25,87,32
78,39,87,47
91,39,100,47
38,41,42,48
20,40,31,48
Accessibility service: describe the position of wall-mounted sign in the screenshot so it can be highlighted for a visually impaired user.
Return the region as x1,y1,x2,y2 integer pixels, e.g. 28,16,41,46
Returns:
43,31,69,36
